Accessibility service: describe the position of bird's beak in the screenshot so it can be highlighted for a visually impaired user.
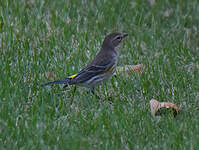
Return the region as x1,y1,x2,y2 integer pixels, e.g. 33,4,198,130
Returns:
122,33,128,38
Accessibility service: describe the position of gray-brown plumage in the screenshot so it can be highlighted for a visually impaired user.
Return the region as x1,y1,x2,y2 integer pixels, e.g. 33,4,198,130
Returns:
43,32,128,92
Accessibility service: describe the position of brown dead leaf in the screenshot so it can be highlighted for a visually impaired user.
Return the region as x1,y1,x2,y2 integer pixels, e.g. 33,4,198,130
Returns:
150,99,179,117
115,64,143,75
46,72,55,81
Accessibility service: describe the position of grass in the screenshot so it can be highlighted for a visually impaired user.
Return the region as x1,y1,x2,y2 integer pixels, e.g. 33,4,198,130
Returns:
0,0,199,149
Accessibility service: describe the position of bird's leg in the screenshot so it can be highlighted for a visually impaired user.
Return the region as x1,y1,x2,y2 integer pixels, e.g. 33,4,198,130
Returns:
90,87,95,95
90,87,100,99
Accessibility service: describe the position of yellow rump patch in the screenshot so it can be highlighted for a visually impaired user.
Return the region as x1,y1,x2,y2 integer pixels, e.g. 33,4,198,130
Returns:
69,74,77,79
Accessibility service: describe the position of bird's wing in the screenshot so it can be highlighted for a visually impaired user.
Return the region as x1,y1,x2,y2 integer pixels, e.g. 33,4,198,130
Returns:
71,60,116,84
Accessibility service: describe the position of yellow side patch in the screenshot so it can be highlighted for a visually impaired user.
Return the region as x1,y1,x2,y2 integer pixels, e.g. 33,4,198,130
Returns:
105,66,115,74
69,74,77,79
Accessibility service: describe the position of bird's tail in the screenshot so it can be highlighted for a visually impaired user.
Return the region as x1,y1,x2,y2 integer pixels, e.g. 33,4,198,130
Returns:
42,78,72,87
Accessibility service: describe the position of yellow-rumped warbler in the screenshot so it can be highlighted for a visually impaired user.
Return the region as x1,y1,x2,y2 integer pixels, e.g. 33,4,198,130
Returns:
43,32,128,93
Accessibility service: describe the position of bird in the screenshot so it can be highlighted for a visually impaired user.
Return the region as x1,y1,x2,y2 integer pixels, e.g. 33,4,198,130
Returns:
43,32,128,93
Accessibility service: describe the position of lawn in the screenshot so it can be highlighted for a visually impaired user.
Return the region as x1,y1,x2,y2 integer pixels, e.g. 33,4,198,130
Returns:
0,0,199,149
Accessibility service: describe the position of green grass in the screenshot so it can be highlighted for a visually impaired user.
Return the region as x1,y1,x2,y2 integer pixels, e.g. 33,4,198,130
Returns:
0,0,199,149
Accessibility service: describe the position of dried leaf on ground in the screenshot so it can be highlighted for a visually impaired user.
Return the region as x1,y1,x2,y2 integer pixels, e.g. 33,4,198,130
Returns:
46,72,55,81
116,64,143,75
150,99,179,117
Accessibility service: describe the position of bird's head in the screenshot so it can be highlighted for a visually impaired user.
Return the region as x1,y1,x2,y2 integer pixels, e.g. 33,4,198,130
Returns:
102,32,128,50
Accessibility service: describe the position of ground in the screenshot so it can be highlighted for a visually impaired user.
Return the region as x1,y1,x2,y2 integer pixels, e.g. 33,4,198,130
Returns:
0,0,199,149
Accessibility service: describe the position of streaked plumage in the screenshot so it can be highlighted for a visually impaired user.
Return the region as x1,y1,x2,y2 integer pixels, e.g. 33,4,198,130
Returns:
43,32,128,93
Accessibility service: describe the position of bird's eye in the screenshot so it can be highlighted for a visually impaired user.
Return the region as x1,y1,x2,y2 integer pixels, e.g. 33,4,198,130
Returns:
116,36,122,40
